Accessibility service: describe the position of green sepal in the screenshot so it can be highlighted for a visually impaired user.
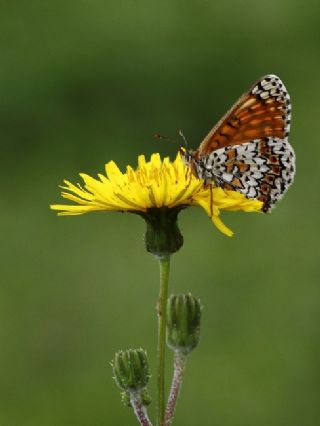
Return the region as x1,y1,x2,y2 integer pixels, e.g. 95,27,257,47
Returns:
140,388,152,406
142,206,184,256
121,391,132,407
120,388,151,407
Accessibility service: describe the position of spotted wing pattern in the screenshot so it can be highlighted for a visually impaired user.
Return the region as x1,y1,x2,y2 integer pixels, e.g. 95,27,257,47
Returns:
184,74,295,212
196,74,291,156
199,137,295,212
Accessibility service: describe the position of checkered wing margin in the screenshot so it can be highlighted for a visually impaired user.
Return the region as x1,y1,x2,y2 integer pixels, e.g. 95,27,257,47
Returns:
198,74,291,154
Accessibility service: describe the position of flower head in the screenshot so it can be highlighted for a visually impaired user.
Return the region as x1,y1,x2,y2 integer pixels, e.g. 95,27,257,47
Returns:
51,152,262,238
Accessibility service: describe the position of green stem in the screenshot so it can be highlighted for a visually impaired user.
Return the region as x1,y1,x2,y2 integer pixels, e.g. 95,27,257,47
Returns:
157,255,171,426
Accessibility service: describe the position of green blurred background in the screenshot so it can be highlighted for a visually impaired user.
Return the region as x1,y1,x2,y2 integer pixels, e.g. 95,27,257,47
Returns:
1,1,319,425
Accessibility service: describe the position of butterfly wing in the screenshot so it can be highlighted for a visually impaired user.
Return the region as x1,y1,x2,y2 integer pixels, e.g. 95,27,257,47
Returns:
205,137,295,212
196,74,291,156
194,75,295,211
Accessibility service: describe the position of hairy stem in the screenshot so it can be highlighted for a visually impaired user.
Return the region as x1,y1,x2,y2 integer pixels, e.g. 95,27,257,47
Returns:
157,255,171,426
164,352,186,426
130,395,153,426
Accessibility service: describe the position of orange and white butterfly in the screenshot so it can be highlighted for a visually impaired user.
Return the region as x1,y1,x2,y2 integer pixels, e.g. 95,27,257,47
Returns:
181,75,295,212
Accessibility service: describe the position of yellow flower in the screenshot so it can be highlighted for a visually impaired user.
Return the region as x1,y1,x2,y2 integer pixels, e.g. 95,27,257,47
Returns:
50,152,262,237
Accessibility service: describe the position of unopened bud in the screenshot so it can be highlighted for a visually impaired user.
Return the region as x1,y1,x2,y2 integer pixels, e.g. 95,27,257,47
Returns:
112,348,150,392
167,293,201,355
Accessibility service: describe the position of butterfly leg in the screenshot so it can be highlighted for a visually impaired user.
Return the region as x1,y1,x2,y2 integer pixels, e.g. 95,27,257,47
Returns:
184,167,193,188
209,182,214,217
203,177,216,217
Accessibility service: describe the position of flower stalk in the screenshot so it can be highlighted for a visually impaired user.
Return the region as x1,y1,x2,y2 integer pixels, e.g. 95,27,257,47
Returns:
157,255,171,426
130,394,154,426
164,352,186,426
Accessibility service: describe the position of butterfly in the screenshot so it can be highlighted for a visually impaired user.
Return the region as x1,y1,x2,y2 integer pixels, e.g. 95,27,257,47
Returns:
181,74,295,212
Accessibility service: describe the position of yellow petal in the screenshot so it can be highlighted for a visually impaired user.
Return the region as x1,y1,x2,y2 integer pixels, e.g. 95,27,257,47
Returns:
51,151,263,236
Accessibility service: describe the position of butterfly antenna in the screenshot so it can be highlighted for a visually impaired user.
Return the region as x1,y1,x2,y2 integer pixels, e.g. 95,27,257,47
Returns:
154,133,179,146
178,129,189,149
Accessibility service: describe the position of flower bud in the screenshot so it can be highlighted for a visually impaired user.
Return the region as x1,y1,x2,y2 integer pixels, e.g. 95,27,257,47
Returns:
166,293,201,355
112,348,150,392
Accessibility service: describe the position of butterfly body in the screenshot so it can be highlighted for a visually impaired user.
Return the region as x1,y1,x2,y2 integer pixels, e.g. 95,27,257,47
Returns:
181,75,295,212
